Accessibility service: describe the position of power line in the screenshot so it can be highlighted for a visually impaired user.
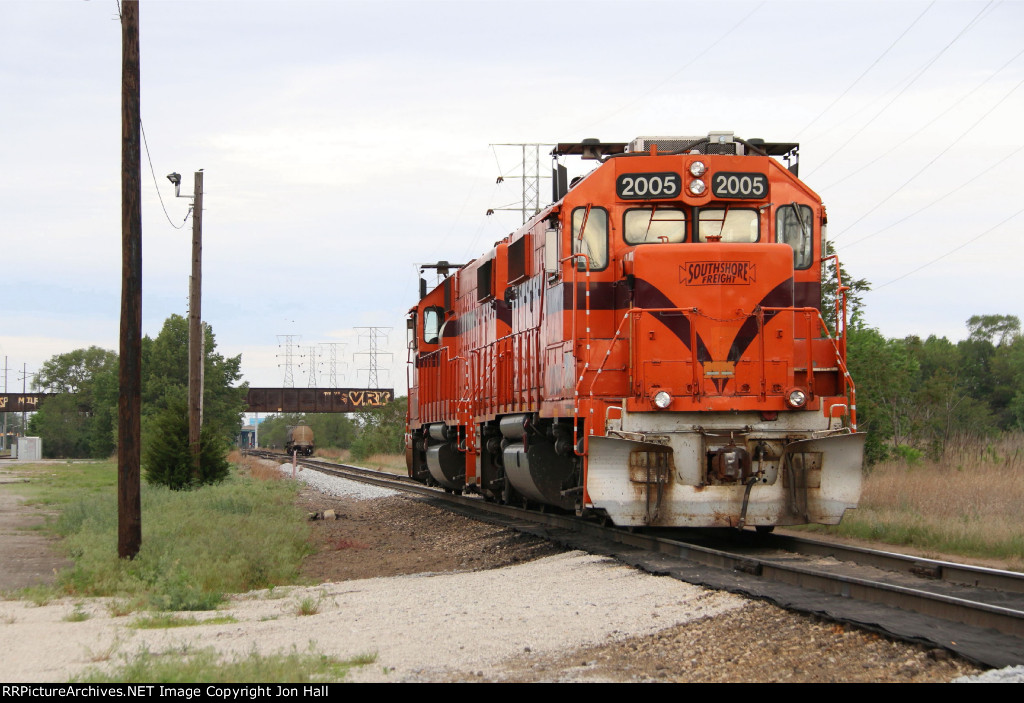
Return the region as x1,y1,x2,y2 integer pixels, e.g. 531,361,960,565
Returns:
140,121,189,230
838,143,1024,251
874,206,1024,290
797,1,936,138
832,72,1024,239
807,0,995,178
822,45,1024,192
570,2,765,134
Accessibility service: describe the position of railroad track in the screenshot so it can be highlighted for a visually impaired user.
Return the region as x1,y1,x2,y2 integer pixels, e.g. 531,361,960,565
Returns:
249,450,1024,668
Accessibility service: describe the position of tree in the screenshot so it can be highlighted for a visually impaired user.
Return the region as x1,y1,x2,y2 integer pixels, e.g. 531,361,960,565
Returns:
140,314,247,488
845,327,917,463
29,346,118,458
141,314,247,443
821,240,871,332
143,395,230,489
967,314,1021,346
350,397,406,460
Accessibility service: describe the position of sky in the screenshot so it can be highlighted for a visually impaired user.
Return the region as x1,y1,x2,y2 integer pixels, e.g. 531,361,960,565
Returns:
1,0,1022,396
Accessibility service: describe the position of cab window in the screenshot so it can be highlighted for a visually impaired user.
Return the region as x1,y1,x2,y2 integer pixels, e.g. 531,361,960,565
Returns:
423,306,443,345
697,208,759,242
776,204,813,269
624,208,686,244
572,207,608,270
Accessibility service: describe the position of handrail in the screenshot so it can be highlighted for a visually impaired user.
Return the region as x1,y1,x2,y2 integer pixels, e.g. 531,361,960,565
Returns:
566,253,592,457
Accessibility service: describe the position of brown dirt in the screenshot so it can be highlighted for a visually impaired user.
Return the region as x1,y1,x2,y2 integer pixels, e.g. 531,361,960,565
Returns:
0,472,73,593
295,485,564,581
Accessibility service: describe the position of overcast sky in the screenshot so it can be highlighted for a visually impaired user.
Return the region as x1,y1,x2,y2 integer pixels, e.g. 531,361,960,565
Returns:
1,0,1021,396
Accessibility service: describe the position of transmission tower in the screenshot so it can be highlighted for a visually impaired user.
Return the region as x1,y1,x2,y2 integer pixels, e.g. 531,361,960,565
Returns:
353,327,393,389
303,345,320,388
276,334,300,388
489,143,555,224
319,342,346,387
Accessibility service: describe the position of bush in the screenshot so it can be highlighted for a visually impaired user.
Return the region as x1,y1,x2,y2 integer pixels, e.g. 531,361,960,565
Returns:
143,397,230,490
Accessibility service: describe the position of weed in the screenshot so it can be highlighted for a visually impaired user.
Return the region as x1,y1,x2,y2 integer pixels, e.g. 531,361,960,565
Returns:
106,598,144,617
64,605,91,622
131,614,200,629
83,636,123,663
293,593,326,617
131,614,238,629
73,644,376,683
20,584,60,607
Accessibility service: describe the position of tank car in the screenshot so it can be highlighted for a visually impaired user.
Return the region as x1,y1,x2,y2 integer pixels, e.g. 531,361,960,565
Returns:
285,424,314,457
406,132,864,529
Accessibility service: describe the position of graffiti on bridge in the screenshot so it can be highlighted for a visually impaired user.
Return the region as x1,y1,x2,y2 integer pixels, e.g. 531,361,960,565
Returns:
244,388,394,413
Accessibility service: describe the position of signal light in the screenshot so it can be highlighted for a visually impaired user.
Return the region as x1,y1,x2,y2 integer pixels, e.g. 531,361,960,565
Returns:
689,179,706,196
689,161,706,177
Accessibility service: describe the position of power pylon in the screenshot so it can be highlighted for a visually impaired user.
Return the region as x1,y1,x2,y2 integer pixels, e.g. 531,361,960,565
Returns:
276,334,300,388
354,327,393,389
489,143,554,224
319,342,346,387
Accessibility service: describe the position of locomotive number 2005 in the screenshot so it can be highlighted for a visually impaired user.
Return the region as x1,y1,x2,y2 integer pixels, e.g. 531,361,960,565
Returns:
616,172,680,200
712,172,768,199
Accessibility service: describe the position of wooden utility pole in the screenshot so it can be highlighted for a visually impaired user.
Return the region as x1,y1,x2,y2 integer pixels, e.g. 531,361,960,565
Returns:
188,170,204,478
118,0,142,559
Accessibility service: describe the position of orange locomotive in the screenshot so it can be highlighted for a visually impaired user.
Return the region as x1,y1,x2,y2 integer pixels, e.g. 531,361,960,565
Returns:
406,132,864,529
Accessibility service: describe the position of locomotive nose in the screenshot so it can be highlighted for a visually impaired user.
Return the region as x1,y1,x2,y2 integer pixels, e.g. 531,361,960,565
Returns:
627,243,796,410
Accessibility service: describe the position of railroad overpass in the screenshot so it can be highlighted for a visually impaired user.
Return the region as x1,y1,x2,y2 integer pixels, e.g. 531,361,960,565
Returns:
1,388,394,414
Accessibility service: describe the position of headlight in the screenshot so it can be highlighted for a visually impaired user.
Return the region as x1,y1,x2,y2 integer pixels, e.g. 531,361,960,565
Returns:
786,388,808,408
688,179,706,195
689,161,706,177
653,390,672,409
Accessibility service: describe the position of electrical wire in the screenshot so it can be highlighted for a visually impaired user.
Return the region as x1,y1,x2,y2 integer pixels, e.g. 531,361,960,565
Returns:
141,120,189,230
831,72,1024,239
822,45,1024,192
569,1,765,135
873,206,1024,290
797,1,935,138
838,142,1024,251
806,0,995,178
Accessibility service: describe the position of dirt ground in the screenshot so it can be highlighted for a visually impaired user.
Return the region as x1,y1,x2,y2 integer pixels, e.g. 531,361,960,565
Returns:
0,472,73,593
0,462,985,683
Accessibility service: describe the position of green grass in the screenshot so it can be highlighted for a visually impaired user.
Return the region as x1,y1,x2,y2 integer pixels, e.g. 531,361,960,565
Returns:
130,614,238,629
4,460,314,610
294,593,324,616
73,645,376,683
63,605,91,622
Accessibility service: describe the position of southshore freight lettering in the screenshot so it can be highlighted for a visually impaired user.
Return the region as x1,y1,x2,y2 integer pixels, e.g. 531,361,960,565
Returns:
683,261,755,285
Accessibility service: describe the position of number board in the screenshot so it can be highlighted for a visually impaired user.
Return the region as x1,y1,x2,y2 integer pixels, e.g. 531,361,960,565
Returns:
616,172,680,200
711,172,768,199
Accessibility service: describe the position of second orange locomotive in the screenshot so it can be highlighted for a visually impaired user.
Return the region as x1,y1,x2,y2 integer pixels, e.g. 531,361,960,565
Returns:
406,132,864,529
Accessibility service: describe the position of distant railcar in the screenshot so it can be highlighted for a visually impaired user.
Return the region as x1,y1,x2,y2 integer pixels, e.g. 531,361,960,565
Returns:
285,425,314,457
405,132,864,529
